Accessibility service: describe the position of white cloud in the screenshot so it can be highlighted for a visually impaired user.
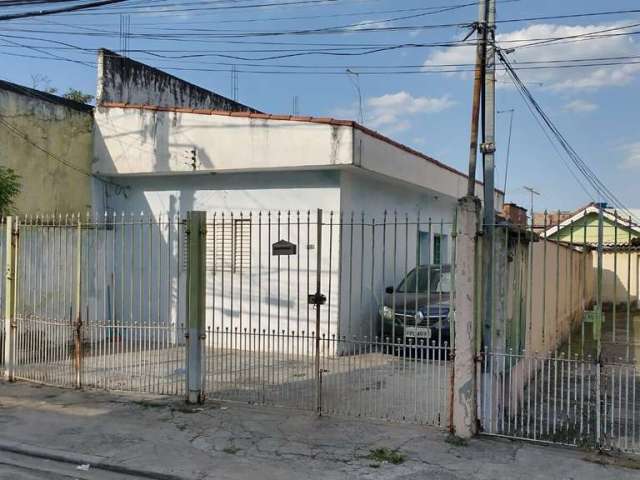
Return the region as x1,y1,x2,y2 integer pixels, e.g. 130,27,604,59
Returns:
620,142,640,169
563,99,598,112
423,22,640,90
343,19,390,32
365,91,455,132
333,91,455,135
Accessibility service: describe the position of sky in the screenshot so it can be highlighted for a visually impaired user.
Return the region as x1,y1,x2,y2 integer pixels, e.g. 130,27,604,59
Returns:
1,0,639,213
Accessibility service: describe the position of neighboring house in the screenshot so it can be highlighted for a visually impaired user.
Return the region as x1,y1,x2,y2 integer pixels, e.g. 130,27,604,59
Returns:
0,79,94,214
90,51,505,344
544,203,640,307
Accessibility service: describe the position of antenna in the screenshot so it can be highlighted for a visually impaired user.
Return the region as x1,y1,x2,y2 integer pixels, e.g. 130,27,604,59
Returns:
230,65,238,101
523,185,540,226
346,69,364,124
292,96,299,115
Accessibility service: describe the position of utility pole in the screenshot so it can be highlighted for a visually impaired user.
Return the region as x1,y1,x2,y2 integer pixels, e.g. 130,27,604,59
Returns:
465,0,488,197
481,0,496,354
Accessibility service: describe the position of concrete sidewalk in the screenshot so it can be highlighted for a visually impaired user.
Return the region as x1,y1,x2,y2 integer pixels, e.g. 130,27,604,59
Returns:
0,381,637,480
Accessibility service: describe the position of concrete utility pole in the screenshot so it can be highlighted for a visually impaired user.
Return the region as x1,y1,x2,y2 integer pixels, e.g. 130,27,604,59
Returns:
465,0,488,196
481,0,496,353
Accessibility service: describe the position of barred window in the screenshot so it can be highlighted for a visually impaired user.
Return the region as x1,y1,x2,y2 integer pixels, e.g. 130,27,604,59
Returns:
208,218,251,273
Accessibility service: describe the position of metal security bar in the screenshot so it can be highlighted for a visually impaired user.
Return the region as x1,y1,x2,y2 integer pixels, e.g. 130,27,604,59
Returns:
203,210,455,426
482,206,640,453
11,214,187,395
5,208,456,428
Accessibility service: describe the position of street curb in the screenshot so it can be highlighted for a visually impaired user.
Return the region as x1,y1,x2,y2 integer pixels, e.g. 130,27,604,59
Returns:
0,440,190,480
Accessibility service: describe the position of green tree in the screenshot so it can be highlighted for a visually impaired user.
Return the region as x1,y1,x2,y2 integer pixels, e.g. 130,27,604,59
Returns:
0,167,21,216
63,88,94,105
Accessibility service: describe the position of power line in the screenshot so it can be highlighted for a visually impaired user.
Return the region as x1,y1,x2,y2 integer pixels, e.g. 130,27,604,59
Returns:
0,0,132,21
497,49,637,221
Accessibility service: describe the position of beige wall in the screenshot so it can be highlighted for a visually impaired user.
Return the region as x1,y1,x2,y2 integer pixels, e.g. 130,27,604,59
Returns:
0,84,93,214
526,240,595,354
599,251,640,305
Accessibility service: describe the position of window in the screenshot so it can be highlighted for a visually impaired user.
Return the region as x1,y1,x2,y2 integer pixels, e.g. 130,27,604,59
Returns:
433,234,448,265
209,218,251,273
418,230,430,265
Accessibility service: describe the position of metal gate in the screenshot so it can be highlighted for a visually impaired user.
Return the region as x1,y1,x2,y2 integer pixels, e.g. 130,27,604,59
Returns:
3,209,456,428
5,214,187,395
479,207,640,454
203,210,454,426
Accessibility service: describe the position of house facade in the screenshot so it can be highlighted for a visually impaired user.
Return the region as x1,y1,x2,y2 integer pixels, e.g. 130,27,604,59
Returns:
88,51,505,349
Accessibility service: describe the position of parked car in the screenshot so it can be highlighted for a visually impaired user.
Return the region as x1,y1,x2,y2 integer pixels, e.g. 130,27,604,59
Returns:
379,264,452,350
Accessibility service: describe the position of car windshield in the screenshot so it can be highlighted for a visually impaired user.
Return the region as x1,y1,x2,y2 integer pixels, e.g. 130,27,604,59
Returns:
396,266,451,294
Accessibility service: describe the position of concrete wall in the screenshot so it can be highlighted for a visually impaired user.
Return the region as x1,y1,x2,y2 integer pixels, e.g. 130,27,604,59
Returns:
93,107,353,176
526,241,595,354
354,128,503,210
492,235,595,355
96,49,256,112
600,251,640,305
0,80,93,214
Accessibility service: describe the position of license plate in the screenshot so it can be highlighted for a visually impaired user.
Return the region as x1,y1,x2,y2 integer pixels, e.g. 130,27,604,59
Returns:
405,326,431,339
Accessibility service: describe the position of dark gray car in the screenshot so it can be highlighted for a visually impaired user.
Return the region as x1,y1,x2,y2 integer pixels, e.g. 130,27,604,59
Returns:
379,264,451,348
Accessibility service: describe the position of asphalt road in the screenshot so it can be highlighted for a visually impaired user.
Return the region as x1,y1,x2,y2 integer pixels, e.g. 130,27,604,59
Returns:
0,450,147,480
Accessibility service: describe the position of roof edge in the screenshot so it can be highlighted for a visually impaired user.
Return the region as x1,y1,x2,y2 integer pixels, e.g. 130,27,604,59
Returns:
98,101,504,194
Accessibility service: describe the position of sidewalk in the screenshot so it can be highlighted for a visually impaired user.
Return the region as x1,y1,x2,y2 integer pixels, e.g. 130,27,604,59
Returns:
0,381,637,480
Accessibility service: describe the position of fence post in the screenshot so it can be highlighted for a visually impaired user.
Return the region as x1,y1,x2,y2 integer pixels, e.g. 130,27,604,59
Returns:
452,196,481,438
314,209,323,415
74,216,83,389
3,217,17,381
186,211,206,404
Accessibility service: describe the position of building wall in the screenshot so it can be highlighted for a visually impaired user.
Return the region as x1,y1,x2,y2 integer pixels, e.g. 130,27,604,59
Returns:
101,171,343,351
93,107,353,177
600,252,640,305
0,82,93,214
552,213,640,244
96,49,255,112
354,128,503,210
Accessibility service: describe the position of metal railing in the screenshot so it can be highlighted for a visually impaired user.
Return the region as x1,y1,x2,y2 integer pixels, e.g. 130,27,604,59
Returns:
9,213,187,394
480,349,639,453
3,209,457,428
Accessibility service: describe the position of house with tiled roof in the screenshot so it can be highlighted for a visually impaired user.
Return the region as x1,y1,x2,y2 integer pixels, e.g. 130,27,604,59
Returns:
91,49,505,348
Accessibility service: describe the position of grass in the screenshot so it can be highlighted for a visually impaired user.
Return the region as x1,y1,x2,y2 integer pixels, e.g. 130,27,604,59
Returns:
367,447,406,465
445,433,468,447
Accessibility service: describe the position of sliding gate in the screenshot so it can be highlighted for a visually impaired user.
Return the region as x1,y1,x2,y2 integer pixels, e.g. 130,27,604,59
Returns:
203,210,454,427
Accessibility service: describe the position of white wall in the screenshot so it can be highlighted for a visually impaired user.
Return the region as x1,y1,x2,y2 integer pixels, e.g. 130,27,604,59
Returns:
100,171,342,352
93,107,353,176
354,129,503,210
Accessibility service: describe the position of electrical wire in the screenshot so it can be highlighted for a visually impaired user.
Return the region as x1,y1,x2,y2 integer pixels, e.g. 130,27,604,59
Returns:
497,50,637,221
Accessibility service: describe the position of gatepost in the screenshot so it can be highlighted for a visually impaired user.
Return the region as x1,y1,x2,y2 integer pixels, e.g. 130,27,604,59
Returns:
452,196,481,438
186,211,206,404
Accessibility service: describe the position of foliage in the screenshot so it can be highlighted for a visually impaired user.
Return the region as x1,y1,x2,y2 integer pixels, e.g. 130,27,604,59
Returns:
62,88,95,105
0,167,21,216
366,447,406,465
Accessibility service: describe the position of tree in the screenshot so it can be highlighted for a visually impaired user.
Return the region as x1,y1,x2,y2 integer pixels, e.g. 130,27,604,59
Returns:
30,74,57,94
63,88,94,105
0,167,21,216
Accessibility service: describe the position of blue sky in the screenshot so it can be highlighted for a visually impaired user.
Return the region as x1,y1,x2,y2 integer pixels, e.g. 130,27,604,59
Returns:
2,0,639,212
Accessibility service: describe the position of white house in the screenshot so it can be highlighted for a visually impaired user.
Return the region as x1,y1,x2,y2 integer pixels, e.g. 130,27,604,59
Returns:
90,51,504,351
